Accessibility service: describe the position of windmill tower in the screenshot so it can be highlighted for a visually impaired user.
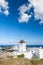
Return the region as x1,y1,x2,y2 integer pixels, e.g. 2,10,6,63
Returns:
18,40,26,52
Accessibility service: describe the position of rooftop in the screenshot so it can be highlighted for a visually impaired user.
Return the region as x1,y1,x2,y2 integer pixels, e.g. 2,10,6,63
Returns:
19,40,25,43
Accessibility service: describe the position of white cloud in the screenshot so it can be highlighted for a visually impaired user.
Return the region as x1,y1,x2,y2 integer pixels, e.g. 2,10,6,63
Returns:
18,0,43,24
29,0,43,24
18,12,31,23
0,0,9,15
4,10,9,16
18,4,32,23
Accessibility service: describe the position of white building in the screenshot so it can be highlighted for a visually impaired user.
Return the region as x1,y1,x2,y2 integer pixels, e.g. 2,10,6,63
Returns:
39,48,43,59
12,40,43,59
18,40,26,52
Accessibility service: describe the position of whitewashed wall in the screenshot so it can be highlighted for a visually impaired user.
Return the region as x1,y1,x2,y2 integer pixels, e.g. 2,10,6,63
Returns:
39,48,43,59
19,43,26,52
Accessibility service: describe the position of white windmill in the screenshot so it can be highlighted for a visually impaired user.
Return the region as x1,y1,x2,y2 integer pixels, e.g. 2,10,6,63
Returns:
18,40,26,52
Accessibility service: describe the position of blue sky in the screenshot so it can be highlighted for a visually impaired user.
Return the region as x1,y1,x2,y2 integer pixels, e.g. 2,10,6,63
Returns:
0,0,43,45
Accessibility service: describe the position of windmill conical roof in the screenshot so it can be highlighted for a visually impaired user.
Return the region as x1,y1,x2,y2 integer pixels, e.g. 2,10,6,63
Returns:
19,40,25,43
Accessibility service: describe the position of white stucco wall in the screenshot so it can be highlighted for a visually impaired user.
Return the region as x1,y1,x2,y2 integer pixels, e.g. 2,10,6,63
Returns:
12,47,43,59
13,51,33,59
24,51,33,59
39,48,43,59
19,43,26,52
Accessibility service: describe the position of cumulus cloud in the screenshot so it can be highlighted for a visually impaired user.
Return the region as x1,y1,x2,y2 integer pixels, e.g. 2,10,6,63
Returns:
29,0,43,24
18,0,43,24
18,12,31,23
4,10,9,16
0,0,9,16
18,4,32,23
